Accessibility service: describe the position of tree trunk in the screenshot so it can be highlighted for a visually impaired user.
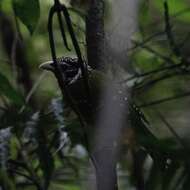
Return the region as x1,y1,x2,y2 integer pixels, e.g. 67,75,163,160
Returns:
85,1,139,190
86,1,119,190
86,0,105,70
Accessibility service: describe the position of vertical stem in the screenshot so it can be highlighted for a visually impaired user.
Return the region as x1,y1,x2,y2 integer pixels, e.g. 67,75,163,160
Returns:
0,11,34,105
164,1,181,57
93,148,119,190
85,1,119,190
86,0,105,70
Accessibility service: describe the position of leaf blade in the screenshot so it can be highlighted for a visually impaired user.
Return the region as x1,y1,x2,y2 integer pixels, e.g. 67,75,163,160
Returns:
12,0,40,34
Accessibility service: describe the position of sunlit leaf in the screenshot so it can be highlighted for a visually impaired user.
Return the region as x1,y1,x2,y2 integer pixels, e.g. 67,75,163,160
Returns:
153,0,190,22
132,49,164,73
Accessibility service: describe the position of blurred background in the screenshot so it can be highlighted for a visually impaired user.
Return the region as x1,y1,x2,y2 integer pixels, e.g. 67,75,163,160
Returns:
0,0,190,189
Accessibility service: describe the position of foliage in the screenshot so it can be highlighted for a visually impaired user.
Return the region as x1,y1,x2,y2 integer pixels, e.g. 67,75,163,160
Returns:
0,72,24,106
0,0,190,190
12,0,40,34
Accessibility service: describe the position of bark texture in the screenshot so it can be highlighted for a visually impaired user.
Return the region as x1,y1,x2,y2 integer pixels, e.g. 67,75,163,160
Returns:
86,0,105,70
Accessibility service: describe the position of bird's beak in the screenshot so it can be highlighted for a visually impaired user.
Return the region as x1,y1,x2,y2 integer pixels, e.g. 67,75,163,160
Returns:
39,61,54,71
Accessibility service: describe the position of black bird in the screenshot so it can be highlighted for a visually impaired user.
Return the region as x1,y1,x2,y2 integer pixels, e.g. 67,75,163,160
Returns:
40,56,152,137
40,57,161,164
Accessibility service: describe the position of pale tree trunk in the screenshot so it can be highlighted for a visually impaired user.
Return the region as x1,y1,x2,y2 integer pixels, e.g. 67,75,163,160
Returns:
85,1,139,190
106,0,139,72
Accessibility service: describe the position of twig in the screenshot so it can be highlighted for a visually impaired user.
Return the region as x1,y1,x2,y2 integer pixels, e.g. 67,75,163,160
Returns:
120,62,183,83
128,31,165,52
48,1,98,180
156,111,189,151
8,168,34,183
15,135,43,190
139,91,190,108
19,72,47,114
147,7,190,30
135,71,180,91
8,159,27,169
164,1,181,57
132,40,175,64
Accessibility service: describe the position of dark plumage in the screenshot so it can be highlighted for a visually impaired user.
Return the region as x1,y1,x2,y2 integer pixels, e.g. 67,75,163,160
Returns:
40,57,84,85
40,57,156,148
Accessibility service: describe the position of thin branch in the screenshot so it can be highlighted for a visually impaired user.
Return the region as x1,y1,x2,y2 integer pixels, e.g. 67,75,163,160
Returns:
8,159,27,169
19,72,47,114
8,168,34,183
172,7,190,19
15,135,43,190
132,40,175,64
156,111,189,151
164,1,181,57
148,7,190,30
135,71,180,91
127,31,165,52
120,62,183,83
139,91,190,108
47,3,99,184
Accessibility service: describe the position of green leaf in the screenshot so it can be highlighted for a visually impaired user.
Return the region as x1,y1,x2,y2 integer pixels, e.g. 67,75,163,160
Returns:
0,73,24,106
153,0,190,22
0,0,2,9
12,0,40,34
139,0,152,28
68,7,86,20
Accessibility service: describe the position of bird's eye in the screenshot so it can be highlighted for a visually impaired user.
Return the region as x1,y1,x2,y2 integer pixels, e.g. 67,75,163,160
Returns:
56,57,82,85
60,62,70,71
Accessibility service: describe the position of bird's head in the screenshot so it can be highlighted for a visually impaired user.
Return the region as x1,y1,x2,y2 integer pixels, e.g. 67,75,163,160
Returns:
40,57,88,85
